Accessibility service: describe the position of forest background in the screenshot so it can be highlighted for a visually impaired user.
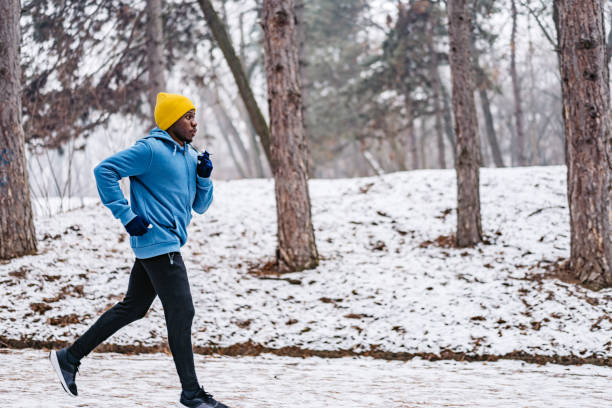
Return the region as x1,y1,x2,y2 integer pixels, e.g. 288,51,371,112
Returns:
21,0,567,205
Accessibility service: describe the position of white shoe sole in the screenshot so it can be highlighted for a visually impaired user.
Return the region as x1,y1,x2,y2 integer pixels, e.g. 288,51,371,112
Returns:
49,350,77,397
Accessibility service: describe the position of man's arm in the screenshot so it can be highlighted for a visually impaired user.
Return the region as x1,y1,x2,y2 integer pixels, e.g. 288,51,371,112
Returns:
192,176,213,214
93,140,153,225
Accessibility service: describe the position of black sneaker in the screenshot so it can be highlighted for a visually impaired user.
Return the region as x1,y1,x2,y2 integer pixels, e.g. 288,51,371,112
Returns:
180,387,230,408
49,348,80,397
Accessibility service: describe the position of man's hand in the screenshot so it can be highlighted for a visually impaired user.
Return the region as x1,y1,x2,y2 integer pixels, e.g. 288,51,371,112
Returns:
125,215,150,236
197,150,213,178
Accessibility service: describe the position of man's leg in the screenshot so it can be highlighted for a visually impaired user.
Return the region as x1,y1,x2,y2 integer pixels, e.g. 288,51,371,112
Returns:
67,259,157,360
139,252,199,391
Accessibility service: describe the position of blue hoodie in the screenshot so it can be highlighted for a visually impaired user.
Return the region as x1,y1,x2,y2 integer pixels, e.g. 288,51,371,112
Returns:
93,128,213,259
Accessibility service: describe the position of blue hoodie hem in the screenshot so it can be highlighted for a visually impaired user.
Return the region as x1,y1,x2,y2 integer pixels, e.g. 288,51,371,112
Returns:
133,241,181,259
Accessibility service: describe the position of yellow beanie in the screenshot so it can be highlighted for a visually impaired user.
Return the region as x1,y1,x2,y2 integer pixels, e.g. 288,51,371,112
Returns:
154,92,196,130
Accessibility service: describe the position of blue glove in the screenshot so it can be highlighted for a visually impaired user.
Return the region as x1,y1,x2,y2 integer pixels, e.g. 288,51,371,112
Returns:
125,215,150,236
197,151,213,178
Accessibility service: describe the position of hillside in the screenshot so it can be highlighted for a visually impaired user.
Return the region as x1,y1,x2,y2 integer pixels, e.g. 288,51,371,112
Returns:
1,166,611,364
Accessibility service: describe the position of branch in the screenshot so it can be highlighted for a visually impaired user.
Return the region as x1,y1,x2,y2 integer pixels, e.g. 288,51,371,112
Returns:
519,1,557,49
196,0,272,166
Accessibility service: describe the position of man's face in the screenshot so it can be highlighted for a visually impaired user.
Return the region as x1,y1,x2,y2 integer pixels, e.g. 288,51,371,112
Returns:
168,109,197,146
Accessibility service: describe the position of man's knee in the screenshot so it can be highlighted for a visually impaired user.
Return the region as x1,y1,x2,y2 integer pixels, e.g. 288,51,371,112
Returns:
132,307,149,321
115,300,150,322
167,301,194,323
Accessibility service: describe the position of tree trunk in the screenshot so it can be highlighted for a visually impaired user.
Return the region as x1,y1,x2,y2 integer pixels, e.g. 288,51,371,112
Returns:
478,87,505,168
199,86,248,178
211,81,252,175
405,97,418,169
511,0,527,166
146,0,165,117
419,118,427,169
0,0,37,259
197,0,272,166
470,35,505,168
237,12,267,178
555,0,612,288
448,0,482,247
262,0,318,273
440,81,457,160
427,20,446,169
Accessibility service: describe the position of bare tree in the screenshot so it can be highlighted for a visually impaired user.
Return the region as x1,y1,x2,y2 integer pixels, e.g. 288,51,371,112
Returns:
0,0,37,259
448,0,483,247
146,0,166,116
262,0,319,272
511,0,527,165
470,35,505,168
427,16,446,169
197,0,272,165
555,0,612,287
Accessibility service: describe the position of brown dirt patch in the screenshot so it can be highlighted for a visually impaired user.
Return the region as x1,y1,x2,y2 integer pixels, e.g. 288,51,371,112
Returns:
1,336,609,368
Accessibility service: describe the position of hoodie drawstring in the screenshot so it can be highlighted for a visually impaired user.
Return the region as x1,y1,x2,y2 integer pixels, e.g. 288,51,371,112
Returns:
173,145,177,156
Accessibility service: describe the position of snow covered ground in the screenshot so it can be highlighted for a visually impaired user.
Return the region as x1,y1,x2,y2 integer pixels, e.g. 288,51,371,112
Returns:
0,348,610,408
1,166,611,359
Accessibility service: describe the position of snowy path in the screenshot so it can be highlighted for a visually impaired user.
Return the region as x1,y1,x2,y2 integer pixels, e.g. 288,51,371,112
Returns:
0,349,610,408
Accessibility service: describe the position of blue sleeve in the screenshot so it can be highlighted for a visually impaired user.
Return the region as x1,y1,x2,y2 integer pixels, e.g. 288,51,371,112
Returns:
193,176,213,214
93,140,153,225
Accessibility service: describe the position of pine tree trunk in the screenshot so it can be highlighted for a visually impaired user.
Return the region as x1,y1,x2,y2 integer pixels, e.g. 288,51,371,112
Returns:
146,0,165,116
448,0,482,247
0,0,38,259
555,0,612,287
511,0,527,166
262,0,318,273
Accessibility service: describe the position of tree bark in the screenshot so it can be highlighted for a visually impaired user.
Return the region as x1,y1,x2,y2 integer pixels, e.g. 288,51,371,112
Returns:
197,0,272,166
0,0,37,259
146,0,165,117
262,0,318,272
511,0,527,166
448,0,482,247
555,0,612,288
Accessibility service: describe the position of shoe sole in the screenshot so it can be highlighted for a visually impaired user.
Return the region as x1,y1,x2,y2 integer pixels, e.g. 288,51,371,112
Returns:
49,351,77,397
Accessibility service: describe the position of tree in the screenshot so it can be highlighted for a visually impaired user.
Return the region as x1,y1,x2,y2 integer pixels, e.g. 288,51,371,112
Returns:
262,0,319,272
197,0,272,166
448,0,483,247
427,5,446,169
469,2,505,168
146,0,166,116
510,0,527,165
554,0,612,288
0,0,38,259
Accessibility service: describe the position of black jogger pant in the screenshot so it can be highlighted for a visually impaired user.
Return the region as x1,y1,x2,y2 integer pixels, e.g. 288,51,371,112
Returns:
67,252,199,391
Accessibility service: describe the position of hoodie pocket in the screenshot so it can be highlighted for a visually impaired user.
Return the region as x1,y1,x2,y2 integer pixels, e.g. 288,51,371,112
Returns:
157,216,177,231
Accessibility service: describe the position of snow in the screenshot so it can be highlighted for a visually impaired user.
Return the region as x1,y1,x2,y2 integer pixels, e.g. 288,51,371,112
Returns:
0,349,610,407
1,166,611,359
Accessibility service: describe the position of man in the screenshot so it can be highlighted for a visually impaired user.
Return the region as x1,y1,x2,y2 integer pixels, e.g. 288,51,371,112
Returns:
49,92,230,408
